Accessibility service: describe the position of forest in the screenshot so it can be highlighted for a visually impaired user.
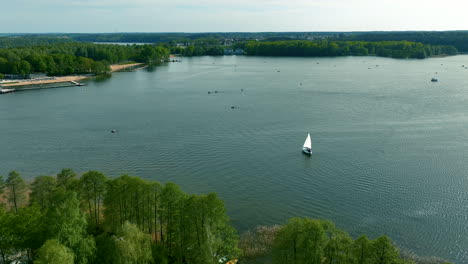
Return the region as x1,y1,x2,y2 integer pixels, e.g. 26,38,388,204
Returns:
0,170,451,264
240,40,458,59
0,43,170,77
333,31,468,53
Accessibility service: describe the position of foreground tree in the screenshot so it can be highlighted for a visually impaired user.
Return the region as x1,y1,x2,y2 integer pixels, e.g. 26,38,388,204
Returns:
79,171,107,230
34,239,74,264
44,190,96,264
56,168,77,190
30,175,57,208
113,222,154,264
0,207,14,264
6,170,27,213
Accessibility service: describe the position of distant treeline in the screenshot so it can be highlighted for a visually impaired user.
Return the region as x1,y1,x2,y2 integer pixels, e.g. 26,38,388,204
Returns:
0,36,75,48
241,40,458,59
0,170,452,264
0,43,169,77
334,31,468,52
169,45,225,56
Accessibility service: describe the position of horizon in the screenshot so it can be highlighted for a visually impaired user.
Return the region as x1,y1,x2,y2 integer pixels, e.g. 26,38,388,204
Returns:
3,0,468,33
2,29,468,35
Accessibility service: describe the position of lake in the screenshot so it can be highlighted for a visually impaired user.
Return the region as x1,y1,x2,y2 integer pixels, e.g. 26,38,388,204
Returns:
1,55,468,262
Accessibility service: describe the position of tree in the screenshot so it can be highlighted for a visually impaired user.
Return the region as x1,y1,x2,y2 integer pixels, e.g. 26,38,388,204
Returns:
272,218,330,264
44,190,96,264
11,205,45,262
57,168,77,190
30,175,57,208
6,170,27,213
0,175,5,197
370,236,400,264
0,207,14,264
112,222,153,264
352,235,372,264
34,239,74,264
79,171,107,230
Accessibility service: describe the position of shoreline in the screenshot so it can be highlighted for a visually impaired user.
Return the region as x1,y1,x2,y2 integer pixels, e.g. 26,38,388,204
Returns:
1,63,144,87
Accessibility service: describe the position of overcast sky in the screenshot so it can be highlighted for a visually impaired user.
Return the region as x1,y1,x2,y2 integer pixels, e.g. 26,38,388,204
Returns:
2,0,468,33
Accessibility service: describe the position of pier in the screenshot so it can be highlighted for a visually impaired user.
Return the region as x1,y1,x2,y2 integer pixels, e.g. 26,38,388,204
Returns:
70,80,86,86
0,88,16,94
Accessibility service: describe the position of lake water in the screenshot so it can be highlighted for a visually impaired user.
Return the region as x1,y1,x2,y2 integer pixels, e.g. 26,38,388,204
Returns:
1,55,468,262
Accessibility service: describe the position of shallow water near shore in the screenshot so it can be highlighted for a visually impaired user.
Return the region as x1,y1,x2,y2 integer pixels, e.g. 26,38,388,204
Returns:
1,55,468,262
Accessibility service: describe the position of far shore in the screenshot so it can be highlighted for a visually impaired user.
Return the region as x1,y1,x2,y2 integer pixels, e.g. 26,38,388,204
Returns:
1,63,144,87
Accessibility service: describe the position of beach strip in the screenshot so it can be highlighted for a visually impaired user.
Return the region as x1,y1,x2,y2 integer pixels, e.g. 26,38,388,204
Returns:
2,63,144,87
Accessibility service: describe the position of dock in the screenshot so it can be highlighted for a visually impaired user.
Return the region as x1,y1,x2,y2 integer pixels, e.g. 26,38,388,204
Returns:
70,81,86,86
0,88,16,94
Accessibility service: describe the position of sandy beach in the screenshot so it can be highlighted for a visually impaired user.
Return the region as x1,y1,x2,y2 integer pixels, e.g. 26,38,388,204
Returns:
2,63,144,87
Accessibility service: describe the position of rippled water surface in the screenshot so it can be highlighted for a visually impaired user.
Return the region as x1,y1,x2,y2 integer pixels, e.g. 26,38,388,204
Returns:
1,56,468,262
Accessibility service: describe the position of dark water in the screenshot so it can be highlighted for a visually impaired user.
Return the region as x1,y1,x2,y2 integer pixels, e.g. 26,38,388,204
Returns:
1,56,468,262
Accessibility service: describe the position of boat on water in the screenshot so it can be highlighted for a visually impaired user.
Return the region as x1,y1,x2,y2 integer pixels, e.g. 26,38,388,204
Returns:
302,133,312,155
431,78,438,82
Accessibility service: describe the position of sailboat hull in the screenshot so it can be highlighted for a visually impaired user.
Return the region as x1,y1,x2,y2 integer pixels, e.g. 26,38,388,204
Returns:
302,147,312,155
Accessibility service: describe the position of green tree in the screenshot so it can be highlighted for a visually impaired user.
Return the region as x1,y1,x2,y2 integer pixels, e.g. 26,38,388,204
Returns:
6,170,27,213
30,175,57,208
13,205,45,262
352,235,372,264
57,168,78,190
112,222,153,264
370,236,400,264
34,239,74,264
0,207,14,264
272,218,330,264
44,190,96,264
79,171,107,230
0,175,5,197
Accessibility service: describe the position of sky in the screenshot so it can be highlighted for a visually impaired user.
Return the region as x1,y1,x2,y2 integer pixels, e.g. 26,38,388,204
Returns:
2,0,468,33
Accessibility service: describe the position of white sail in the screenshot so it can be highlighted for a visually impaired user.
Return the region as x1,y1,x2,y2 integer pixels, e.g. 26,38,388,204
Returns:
303,133,312,149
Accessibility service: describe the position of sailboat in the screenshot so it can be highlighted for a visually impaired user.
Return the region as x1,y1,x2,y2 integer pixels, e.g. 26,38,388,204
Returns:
302,133,312,155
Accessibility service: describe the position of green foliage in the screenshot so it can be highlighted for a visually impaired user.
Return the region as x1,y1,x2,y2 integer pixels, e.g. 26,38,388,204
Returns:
270,217,412,264
79,171,107,231
34,239,74,264
5,170,27,213
243,40,457,59
0,175,4,195
0,43,170,76
44,189,96,264
335,31,468,52
0,36,75,48
272,218,330,264
113,222,154,264
57,168,78,190
30,175,57,208
0,207,15,263
0,170,452,264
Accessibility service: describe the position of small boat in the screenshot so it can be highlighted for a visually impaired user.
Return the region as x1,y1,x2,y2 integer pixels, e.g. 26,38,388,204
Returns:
431,78,438,82
302,133,312,155
111,129,118,133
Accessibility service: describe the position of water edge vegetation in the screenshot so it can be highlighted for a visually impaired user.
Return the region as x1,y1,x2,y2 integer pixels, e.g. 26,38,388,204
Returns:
0,170,452,264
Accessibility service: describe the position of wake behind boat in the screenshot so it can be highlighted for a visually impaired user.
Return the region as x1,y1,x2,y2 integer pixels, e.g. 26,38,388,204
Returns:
302,133,312,155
